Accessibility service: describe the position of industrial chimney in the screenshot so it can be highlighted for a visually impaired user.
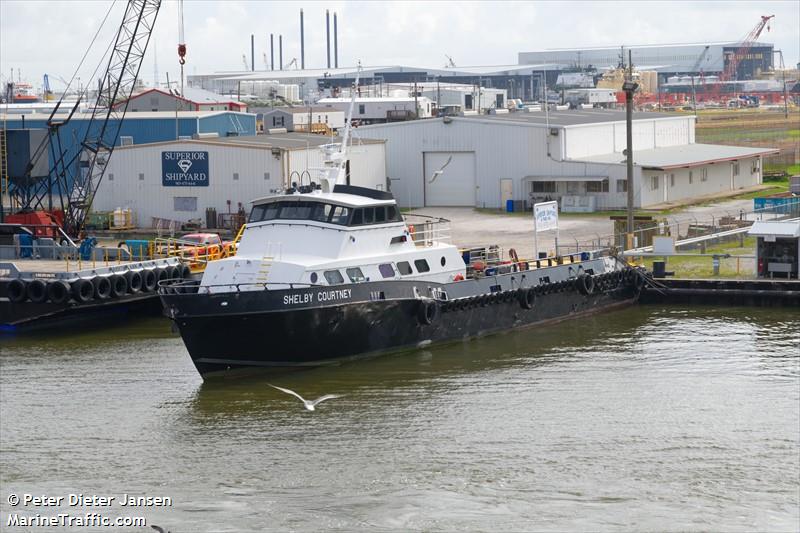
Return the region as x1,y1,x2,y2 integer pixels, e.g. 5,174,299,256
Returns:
279,34,283,70
334,12,338,68
300,9,305,69
250,34,255,71
326,10,331,69
270,34,274,71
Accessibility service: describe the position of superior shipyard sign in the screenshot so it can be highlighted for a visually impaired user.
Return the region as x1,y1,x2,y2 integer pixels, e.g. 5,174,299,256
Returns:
162,151,209,187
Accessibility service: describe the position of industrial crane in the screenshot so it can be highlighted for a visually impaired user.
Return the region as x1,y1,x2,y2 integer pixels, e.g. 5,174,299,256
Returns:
178,0,186,94
3,0,162,235
705,14,774,103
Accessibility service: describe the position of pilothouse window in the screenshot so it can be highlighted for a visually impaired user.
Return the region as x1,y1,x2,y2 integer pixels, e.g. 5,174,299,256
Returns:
414,259,430,273
324,270,345,285
378,264,395,279
346,267,366,282
397,261,413,275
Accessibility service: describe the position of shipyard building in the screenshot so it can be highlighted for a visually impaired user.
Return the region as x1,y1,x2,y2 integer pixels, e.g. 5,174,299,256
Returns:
92,133,387,228
518,42,775,79
359,109,777,210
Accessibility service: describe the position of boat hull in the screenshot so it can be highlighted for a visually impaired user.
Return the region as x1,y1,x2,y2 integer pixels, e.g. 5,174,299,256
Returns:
161,268,641,376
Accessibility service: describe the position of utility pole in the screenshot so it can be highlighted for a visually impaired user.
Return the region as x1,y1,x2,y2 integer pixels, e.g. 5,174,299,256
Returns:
622,50,639,250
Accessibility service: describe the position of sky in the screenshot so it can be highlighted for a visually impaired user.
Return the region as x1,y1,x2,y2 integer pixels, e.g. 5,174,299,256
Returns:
1,0,798,92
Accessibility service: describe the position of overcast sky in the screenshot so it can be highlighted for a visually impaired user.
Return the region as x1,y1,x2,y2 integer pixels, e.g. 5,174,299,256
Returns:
1,0,798,91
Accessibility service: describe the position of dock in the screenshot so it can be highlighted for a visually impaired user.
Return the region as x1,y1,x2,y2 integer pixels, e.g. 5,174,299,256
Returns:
640,278,800,307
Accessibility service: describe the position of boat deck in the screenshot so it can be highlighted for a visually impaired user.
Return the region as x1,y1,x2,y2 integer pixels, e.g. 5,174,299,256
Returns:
0,257,180,280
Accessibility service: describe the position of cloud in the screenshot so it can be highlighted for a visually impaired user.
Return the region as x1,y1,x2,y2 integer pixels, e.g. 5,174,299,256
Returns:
1,0,797,91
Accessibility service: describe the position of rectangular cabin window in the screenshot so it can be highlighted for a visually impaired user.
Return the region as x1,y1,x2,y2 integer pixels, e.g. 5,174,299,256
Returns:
374,206,386,223
324,270,345,285
310,203,333,222
249,204,267,222
346,267,366,282
362,207,374,224
397,261,413,275
414,259,431,273
387,205,402,222
351,209,364,225
378,263,395,279
329,206,350,225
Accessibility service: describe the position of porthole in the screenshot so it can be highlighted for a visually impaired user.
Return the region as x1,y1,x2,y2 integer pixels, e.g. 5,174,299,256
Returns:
310,272,318,283
440,256,446,267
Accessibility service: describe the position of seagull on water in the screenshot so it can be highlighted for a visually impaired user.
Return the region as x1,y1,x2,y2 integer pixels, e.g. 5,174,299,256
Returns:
269,384,343,411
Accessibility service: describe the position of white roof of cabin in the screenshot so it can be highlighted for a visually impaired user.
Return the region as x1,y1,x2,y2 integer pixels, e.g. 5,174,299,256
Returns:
251,192,396,208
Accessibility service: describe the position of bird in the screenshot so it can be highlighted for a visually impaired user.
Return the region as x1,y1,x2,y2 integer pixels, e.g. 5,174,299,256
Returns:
269,384,343,411
428,155,453,184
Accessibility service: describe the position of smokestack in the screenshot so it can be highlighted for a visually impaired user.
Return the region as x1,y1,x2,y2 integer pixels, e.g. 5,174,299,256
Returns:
326,10,331,68
279,35,283,70
300,9,305,70
334,12,338,68
270,34,274,71
250,34,255,71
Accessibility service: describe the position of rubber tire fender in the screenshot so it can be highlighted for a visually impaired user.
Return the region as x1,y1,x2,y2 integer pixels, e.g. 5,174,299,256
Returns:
47,280,71,304
417,299,439,326
92,276,112,300
27,279,48,303
126,270,143,293
577,273,595,295
635,272,646,290
71,279,94,303
7,279,27,303
142,269,158,292
179,264,192,279
110,275,128,298
518,287,536,310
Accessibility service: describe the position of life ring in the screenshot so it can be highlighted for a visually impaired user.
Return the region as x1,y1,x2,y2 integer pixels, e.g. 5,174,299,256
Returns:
577,273,595,295
27,279,48,303
142,269,158,292
92,276,112,300
417,299,439,325
110,275,128,298
71,279,94,303
7,279,27,303
518,287,536,310
47,281,71,304
126,270,143,293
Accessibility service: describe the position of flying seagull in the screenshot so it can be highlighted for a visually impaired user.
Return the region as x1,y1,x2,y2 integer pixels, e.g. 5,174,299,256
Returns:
269,384,343,411
428,155,453,184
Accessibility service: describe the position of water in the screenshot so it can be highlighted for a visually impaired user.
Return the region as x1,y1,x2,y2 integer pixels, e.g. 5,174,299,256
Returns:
1,306,798,532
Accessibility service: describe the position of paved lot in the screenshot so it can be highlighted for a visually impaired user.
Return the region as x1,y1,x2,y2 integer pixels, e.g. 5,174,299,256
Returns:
408,197,758,259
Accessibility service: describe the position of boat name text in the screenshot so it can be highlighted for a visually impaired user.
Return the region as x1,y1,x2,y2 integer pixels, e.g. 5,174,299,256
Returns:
284,289,352,305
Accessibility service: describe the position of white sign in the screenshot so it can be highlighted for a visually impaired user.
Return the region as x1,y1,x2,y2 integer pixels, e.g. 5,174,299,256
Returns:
534,201,559,233
652,236,675,255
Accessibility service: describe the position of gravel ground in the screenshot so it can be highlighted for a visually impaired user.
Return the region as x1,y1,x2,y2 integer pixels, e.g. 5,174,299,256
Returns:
407,197,758,259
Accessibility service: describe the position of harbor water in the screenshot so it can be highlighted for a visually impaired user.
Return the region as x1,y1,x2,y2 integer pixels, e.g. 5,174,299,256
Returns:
1,305,798,531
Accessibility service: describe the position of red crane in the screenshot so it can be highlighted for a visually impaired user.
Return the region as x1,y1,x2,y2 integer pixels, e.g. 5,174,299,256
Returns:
706,14,774,104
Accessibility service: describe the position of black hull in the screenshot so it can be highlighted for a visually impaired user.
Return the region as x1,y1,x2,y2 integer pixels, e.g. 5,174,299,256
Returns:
161,268,641,377
0,292,161,333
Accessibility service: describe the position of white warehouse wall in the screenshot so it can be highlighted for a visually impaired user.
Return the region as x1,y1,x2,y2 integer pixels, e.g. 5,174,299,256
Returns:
361,118,633,209
563,116,694,159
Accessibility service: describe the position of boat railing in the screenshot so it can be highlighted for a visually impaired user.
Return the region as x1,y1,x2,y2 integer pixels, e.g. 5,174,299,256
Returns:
403,214,452,247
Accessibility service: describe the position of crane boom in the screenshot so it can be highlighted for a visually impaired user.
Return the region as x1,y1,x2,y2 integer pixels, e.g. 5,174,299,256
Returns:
62,0,162,234
723,14,774,82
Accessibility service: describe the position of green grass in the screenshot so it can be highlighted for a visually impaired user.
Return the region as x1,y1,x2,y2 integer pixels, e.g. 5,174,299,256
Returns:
642,237,757,279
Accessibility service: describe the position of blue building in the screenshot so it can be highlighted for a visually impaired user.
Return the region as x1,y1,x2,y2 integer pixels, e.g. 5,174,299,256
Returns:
3,110,256,200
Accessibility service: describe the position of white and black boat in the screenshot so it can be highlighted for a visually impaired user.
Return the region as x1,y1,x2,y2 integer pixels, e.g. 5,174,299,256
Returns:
159,83,644,376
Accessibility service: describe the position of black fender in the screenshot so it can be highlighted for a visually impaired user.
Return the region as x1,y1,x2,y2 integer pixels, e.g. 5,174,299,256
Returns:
417,299,439,325
7,279,27,303
518,287,536,310
71,279,94,303
577,273,595,295
47,280,71,304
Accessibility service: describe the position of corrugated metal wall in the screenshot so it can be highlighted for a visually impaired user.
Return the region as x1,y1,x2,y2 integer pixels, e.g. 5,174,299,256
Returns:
94,141,283,226
93,139,387,225
362,118,638,209
2,112,257,191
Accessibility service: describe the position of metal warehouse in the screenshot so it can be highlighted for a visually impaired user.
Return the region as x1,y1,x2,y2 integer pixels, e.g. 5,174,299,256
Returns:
359,109,777,210
1,110,258,194
92,133,387,227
